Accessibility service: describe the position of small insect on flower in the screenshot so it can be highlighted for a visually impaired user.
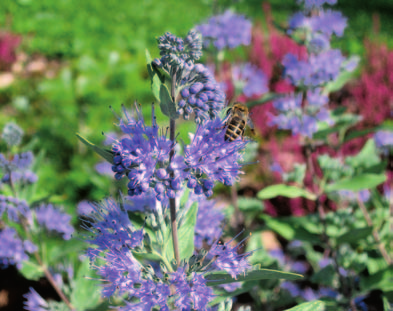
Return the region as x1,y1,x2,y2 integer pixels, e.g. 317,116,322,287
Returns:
224,103,255,142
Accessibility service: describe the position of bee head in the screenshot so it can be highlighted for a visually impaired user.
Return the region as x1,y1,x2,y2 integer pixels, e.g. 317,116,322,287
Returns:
232,103,249,114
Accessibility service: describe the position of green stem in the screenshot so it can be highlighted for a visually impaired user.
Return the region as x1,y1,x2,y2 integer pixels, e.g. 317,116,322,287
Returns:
169,72,180,267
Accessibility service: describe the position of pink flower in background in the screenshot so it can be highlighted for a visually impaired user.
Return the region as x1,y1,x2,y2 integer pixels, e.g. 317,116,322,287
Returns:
0,32,21,71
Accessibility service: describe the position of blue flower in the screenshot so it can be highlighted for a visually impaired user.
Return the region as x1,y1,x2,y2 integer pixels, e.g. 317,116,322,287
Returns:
183,117,248,196
209,238,252,278
270,91,331,137
0,227,37,269
375,130,393,154
177,63,226,123
196,10,252,50
232,63,268,97
23,288,48,311
169,267,214,311
297,0,337,10
35,204,74,240
337,189,370,203
0,195,30,223
0,151,38,186
283,50,350,87
288,10,347,38
2,122,23,147
83,198,144,259
186,194,225,248
154,30,202,70
111,104,177,201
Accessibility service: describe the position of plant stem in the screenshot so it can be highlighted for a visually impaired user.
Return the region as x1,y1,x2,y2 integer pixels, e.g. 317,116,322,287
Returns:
231,184,244,230
305,144,355,309
8,162,74,309
169,72,180,267
356,195,392,266
22,220,75,309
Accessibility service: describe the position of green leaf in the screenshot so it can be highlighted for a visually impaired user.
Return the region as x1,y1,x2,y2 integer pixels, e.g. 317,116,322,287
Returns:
159,84,178,119
146,49,164,101
246,93,283,109
257,184,316,200
324,56,359,93
76,133,114,164
205,267,303,286
165,202,198,262
360,266,393,292
45,239,86,265
285,300,325,311
20,260,44,280
310,265,335,287
337,227,373,245
71,260,101,310
238,197,264,212
344,128,375,143
325,173,386,192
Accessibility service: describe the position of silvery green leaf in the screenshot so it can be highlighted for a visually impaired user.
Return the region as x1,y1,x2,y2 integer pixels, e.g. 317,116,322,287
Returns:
76,133,114,164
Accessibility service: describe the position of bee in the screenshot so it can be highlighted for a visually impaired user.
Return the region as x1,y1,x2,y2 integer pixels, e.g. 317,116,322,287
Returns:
224,103,255,142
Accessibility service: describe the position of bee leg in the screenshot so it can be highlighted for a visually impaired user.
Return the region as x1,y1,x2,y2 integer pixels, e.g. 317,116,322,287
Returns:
216,124,227,131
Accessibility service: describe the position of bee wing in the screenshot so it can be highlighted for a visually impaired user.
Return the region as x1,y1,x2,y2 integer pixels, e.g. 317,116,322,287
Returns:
248,116,256,136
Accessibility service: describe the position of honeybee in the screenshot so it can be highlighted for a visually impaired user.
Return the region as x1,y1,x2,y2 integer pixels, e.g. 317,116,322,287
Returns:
224,103,255,141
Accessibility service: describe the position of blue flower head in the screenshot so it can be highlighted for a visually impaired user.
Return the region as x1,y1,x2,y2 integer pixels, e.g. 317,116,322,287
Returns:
0,151,38,186
297,0,337,11
35,204,74,240
0,227,37,269
154,30,202,71
196,10,252,50
177,63,226,123
23,288,48,311
185,194,225,248
0,195,30,223
182,117,248,196
111,104,179,201
270,90,331,137
208,235,252,278
2,122,23,147
232,63,268,98
375,130,393,155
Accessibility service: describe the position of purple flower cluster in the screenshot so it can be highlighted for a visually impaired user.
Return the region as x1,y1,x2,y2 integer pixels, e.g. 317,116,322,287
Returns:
297,0,337,10
337,189,370,203
188,194,225,249
0,227,37,269
271,0,358,137
183,117,248,196
112,105,248,199
374,130,393,154
177,63,226,123
83,199,144,262
283,50,353,87
281,281,339,301
111,105,176,201
83,198,220,310
209,238,252,279
232,63,268,97
288,10,347,38
196,10,252,50
0,195,30,223
0,151,38,185
270,90,332,137
154,30,202,70
2,122,23,146
35,204,74,240
23,288,48,311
